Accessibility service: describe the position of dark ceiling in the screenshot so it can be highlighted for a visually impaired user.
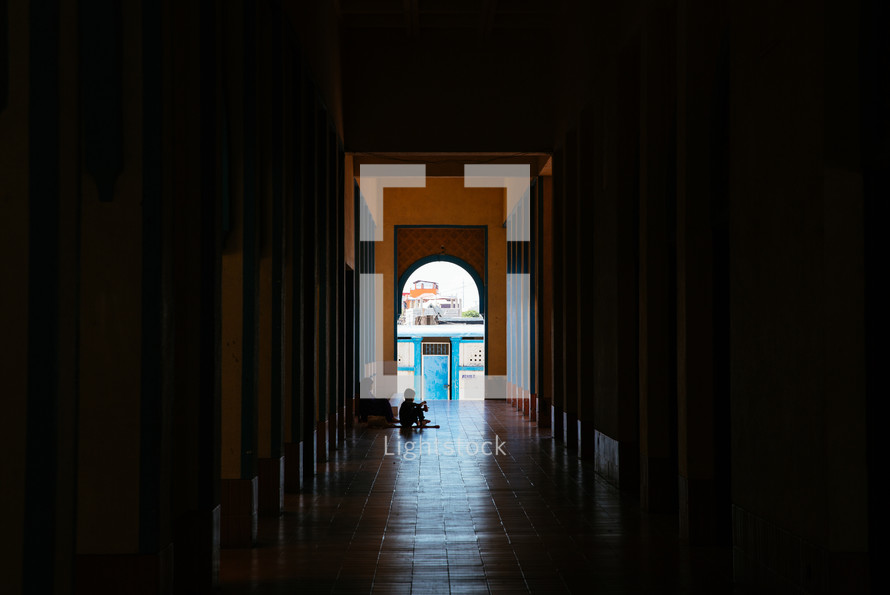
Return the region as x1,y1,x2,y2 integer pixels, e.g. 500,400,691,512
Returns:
336,0,563,153
336,0,556,37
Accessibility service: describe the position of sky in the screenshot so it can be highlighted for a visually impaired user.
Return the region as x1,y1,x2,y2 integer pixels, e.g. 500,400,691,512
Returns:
404,262,480,311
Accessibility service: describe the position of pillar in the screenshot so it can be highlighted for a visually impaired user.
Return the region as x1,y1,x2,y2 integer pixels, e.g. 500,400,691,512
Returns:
345,158,359,429
638,0,678,513
314,99,329,466
588,39,641,492
676,0,728,543
507,199,530,413
451,337,461,400
530,176,545,423
507,236,513,408
300,74,318,482
729,0,868,589
344,265,357,429
577,109,598,459
326,126,339,452
220,0,259,549
537,176,553,428
0,2,32,590
73,0,180,589
169,0,222,591
862,1,889,585
550,146,565,439
336,144,347,444
562,129,580,450
283,37,303,495
412,337,423,394
2,1,80,591
523,204,532,419
255,2,285,518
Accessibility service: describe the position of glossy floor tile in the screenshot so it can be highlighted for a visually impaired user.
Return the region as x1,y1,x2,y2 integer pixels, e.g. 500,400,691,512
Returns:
220,401,740,594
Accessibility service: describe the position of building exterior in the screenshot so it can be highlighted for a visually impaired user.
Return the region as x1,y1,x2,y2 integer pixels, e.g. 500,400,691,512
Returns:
401,279,464,323
397,325,485,400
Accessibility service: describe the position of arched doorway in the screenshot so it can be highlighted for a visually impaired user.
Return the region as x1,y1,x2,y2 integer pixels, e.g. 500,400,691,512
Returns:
396,259,486,400
397,255,485,316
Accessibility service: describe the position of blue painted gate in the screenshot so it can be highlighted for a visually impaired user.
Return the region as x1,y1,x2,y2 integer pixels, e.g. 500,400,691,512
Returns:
422,355,449,400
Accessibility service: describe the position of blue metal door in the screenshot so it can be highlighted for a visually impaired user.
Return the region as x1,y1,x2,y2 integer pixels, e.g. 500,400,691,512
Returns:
422,355,449,400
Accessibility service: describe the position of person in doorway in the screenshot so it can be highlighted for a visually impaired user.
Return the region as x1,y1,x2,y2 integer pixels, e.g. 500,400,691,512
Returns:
398,388,432,428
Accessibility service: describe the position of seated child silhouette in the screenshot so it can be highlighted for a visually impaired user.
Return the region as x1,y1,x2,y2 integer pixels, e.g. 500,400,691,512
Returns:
398,389,434,428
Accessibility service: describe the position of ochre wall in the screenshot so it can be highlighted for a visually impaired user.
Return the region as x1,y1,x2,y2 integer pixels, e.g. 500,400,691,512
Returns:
374,177,507,378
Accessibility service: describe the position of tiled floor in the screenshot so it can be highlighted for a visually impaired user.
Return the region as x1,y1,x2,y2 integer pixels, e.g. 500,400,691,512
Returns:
221,401,739,594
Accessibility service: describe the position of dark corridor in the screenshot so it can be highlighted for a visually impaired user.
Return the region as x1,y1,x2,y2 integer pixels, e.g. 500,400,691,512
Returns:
2,1,884,594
